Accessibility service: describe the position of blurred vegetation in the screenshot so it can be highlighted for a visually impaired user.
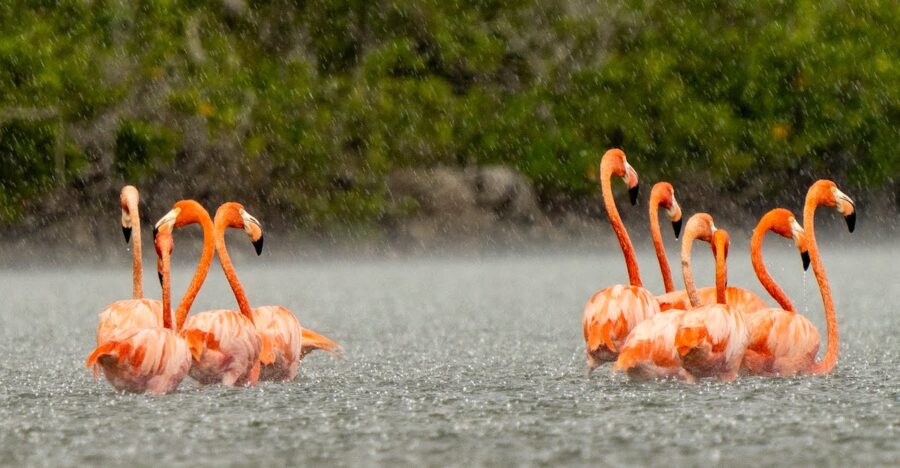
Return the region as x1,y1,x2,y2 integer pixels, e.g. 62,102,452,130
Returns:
0,0,897,231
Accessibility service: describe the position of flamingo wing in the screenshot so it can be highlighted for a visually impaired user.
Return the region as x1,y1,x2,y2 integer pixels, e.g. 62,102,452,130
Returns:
86,327,191,395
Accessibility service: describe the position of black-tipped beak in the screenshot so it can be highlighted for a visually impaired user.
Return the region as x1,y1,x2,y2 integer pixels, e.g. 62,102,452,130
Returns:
672,219,683,239
152,226,158,241
628,184,639,206
801,251,811,271
844,211,856,233
252,235,264,256
123,227,132,243
158,271,163,286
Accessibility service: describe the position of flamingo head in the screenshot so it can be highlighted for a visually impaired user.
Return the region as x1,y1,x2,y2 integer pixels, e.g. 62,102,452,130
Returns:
153,200,211,241
154,224,174,286
764,208,810,271
808,180,856,233
215,202,264,255
600,148,640,206
652,182,683,239
684,213,716,244
119,185,139,244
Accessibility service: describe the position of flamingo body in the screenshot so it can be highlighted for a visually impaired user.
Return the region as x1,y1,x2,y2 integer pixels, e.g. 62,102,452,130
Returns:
657,287,767,315
583,284,660,367
252,306,302,381
614,309,692,381
251,306,341,381
86,327,191,395
674,304,749,381
741,308,820,376
96,298,163,345
182,310,261,386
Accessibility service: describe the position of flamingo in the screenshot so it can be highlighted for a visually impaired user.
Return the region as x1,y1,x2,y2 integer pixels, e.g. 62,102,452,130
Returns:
154,200,261,387
740,208,817,375
582,148,661,370
742,180,855,376
213,202,340,382
674,221,750,382
95,186,163,345
648,182,684,295
85,223,191,394
614,213,739,382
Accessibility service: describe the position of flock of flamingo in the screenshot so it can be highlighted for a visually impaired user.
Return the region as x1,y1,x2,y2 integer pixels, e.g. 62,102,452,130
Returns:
585,148,855,382
87,194,340,394
86,147,854,394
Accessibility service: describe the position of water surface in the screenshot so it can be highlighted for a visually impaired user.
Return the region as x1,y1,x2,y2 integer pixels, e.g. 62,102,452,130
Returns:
1,242,897,466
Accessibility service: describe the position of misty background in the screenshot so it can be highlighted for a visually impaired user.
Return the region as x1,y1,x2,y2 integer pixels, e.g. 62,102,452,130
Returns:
0,1,897,256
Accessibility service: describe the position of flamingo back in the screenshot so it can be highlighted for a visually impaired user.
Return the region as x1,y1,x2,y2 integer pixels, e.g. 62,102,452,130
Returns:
96,298,163,345
675,304,749,380
614,309,689,380
251,306,303,381
182,310,261,386
86,327,191,395
657,287,767,314
742,308,820,376
583,284,660,367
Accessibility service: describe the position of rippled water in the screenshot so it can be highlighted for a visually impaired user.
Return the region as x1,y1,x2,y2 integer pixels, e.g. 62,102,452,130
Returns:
1,241,897,466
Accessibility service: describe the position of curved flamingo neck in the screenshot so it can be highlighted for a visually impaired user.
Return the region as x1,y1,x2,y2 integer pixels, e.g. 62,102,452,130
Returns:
601,164,641,287
126,196,143,298
751,218,794,312
649,193,674,292
805,196,838,375
214,210,254,321
174,208,215,332
681,231,700,308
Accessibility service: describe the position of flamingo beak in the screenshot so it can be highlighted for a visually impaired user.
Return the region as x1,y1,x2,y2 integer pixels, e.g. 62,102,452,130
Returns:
623,162,639,206
123,227,132,244
152,226,158,241
801,251,811,271
672,218,682,239
844,211,855,233
158,271,163,286
628,185,639,206
240,209,264,255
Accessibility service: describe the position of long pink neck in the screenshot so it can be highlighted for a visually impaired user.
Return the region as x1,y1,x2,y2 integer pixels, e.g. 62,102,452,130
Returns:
174,213,216,332
681,231,700,308
126,197,143,298
649,194,674,292
601,165,641,287
750,219,794,311
805,197,839,375
214,218,254,321
161,249,173,329
714,236,727,305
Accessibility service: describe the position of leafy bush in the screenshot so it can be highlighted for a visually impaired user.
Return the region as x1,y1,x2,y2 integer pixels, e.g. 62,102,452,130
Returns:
0,0,896,229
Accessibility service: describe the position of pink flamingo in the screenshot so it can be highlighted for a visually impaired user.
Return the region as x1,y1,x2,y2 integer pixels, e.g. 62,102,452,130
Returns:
615,213,736,382
154,201,261,387
86,223,191,394
582,148,660,370
674,221,749,382
95,186,163,345
214,202,340,382
743,181,855,375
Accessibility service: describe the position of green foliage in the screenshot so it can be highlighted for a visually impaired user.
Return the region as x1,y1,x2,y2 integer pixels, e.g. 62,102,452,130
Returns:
114,120,180,182
0,0,897,228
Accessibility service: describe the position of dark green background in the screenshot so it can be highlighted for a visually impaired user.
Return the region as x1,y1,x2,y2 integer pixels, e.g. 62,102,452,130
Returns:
1,0,897,232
